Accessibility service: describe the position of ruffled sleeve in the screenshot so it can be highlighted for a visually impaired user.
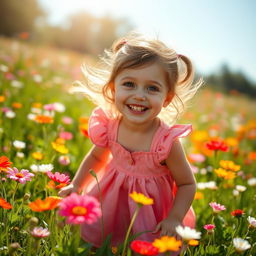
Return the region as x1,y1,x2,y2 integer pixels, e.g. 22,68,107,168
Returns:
88,107,109,147
155,124,192,162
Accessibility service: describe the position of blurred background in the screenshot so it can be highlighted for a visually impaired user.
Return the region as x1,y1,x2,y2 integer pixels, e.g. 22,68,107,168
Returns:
0,0,255,97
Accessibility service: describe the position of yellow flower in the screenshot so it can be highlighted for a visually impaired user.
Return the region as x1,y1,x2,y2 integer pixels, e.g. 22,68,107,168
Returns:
214,168,236,180
51,142,69,154
32,152,44,160
153,236,182,253
188,239,199,246
225,137,239,147
129,192,153,205
191,130,208,143
219,160,240,172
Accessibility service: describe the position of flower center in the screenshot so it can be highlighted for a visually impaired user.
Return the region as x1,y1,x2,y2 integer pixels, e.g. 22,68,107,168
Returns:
15,173,24,178
72,206,87,215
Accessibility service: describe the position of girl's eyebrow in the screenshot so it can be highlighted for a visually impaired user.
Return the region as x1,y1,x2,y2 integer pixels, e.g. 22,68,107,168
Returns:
120,76,163,87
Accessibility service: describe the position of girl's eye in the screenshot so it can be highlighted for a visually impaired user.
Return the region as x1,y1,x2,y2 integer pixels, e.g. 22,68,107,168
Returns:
147,85,160,92
122,81,135,88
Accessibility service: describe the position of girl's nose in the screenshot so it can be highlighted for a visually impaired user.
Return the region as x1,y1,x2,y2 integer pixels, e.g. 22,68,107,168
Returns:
133,89,146,101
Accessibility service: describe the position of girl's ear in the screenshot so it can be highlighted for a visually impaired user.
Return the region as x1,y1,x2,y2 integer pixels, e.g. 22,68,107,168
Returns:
110,82,115,96
163,92,174,107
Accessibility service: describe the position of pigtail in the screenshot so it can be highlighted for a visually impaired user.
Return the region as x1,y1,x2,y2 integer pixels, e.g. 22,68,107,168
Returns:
163,53,203,124
177,54,193,85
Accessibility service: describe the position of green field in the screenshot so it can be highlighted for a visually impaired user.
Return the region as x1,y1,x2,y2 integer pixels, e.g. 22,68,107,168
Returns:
0,37,256,255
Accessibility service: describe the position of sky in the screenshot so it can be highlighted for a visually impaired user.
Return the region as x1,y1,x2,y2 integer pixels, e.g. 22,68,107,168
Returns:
38,0,256,82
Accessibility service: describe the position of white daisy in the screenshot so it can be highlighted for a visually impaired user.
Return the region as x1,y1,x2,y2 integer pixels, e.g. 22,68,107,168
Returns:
13,140,26,149
233,238,251,252
175,225,201,241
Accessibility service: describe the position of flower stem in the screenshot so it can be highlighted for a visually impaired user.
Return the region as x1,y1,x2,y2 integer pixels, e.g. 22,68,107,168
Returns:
121,206,140,256
11,182,19,205
90,170,105,242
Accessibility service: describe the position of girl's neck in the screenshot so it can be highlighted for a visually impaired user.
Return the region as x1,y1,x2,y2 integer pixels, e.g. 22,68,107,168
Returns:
119,117,160,134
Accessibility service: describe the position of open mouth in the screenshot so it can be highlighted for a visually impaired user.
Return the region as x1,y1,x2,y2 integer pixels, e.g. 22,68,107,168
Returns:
127,104,148,112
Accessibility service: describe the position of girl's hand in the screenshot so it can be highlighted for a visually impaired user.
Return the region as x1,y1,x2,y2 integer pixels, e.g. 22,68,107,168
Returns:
58,184,80,197
152,217,182,238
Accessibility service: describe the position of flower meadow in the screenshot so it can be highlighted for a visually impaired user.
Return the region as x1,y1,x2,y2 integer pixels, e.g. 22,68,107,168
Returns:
0,37,256,256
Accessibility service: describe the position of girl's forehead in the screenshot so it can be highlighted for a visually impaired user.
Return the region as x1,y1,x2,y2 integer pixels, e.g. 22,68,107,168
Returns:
115,62,167,82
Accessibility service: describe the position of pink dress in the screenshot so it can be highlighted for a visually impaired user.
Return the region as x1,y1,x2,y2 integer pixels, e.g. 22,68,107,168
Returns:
81,107,195,247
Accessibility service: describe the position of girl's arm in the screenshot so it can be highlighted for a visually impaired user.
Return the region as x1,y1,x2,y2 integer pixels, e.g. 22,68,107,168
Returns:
153,139,196,236
58,145,110,197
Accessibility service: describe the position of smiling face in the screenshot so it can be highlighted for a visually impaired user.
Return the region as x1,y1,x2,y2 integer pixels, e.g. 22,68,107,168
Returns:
113,62,173,126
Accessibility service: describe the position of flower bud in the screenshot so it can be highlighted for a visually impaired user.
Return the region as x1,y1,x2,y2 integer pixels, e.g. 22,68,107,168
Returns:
9,243,20,255
23,193,31,201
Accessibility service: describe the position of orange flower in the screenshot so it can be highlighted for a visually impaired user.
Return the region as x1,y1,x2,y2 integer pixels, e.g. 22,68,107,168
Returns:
35,115,54,124
55,138,65,145
79,117,89,137
46,180,68,190
32,102,42,108
79,117,89,124
19,32,30,40
28,196,61,212
0,198,12,209
194,192,204,200
12,102,23,109
0,156,12,172
0,95,6,103
248,152,256,161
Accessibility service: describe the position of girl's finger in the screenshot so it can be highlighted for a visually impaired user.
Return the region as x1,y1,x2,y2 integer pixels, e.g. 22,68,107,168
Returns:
152,224,161,234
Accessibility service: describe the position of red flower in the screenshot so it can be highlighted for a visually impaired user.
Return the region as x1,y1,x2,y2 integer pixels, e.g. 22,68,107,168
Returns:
131,240,159,255
206,139,229,152
0,156,12,172
231,209,244,217
0,198,12,209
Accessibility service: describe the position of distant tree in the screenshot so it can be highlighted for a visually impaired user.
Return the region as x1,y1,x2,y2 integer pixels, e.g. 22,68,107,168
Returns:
35,12,132,54
0,0,45,37
91,15,133,54
206,64,256,97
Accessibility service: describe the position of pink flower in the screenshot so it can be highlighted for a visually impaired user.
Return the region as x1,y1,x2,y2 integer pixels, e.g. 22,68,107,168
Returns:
47,171,70,184
188,153,206,163
43,104,56,111
6,167,34,184
204,224,215,232
58,193,101,225
2,107,11,113
62,116,73,124
209,202,226,213
30,227,50,238
58,156,70,166
59,131,73,140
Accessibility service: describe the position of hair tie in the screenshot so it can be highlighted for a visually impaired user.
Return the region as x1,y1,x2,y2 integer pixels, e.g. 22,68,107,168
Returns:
114,39,127,52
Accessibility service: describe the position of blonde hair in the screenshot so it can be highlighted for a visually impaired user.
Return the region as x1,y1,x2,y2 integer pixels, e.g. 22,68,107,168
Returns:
72,32,203,125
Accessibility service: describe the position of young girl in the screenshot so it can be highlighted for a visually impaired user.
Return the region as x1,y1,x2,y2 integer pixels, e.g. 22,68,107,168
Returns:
59,33,202,249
